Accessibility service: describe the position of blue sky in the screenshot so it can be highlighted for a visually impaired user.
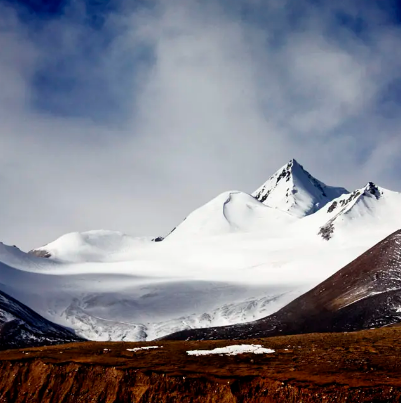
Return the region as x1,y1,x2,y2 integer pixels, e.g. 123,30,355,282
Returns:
1,0,401,248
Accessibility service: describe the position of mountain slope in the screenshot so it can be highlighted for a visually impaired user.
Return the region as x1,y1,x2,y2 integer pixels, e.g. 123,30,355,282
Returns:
314,182,401,241
162,229,401,340
29,230,152,262
1,238,308,342
164,191,295,241
253,159,348,217
0,288,84,350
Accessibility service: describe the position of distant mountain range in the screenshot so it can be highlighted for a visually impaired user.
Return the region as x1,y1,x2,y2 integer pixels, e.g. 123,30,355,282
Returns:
1,159,401,347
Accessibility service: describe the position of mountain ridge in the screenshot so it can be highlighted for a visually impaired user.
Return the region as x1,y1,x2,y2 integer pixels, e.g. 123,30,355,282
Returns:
0,288,84,349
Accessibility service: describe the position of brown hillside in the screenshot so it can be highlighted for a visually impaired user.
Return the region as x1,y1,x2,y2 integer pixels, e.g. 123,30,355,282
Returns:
1,326,401,402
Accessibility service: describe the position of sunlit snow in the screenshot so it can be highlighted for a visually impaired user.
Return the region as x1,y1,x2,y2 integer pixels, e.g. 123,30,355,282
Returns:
127,346,161,352
187,344,275,356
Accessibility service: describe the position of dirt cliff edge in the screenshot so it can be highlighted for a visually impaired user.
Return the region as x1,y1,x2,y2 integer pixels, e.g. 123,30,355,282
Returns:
0,360,400,403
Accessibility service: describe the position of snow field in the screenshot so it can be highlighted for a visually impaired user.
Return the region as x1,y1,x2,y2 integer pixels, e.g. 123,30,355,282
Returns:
126,346,161,352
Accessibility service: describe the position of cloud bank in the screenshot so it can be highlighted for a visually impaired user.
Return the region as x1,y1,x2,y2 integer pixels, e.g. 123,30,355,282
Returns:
1,0,401,249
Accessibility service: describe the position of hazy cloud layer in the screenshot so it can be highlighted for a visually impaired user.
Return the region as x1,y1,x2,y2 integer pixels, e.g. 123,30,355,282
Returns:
1,0,401,249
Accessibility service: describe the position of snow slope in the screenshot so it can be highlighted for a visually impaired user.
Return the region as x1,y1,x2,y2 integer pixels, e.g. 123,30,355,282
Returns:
295,182,401,244
0,160,401,342
315,182,398,240
30,230,153,262
164,191,295,241
163,230,401,341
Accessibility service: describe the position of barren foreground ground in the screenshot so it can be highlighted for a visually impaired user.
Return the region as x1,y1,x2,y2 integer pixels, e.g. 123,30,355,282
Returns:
1,327,401,402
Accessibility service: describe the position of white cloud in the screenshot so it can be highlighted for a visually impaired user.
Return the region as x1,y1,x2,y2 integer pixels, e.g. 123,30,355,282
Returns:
0,0,401,249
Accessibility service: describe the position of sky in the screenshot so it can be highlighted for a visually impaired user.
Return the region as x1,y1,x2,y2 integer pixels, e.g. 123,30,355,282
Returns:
1,0,401,250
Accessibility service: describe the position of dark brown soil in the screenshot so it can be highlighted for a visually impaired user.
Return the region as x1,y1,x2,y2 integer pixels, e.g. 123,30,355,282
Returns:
1,326,401,402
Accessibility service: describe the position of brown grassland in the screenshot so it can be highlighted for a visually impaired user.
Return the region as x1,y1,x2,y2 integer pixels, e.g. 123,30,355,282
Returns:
0,326,401,402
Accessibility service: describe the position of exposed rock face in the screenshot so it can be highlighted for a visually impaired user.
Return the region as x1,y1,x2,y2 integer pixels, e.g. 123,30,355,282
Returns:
28,249,51,258
163,230,401,341
0,290,84,350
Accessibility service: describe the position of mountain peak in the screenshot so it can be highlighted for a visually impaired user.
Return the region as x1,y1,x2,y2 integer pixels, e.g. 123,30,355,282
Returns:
364,182,381,199
288,158,300,166
252,160,348,217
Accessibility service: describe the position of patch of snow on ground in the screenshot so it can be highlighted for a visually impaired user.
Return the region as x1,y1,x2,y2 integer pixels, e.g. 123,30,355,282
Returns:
186,344,275,356
126,346,161,352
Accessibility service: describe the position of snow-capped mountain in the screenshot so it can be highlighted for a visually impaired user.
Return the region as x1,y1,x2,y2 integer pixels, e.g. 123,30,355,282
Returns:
1,159,401,343
162,229,401,341
252,159,348,217
0,288,83,350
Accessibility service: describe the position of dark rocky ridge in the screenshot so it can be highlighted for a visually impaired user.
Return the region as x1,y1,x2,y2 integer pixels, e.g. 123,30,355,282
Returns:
0,289,84,350
163,230,401,341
